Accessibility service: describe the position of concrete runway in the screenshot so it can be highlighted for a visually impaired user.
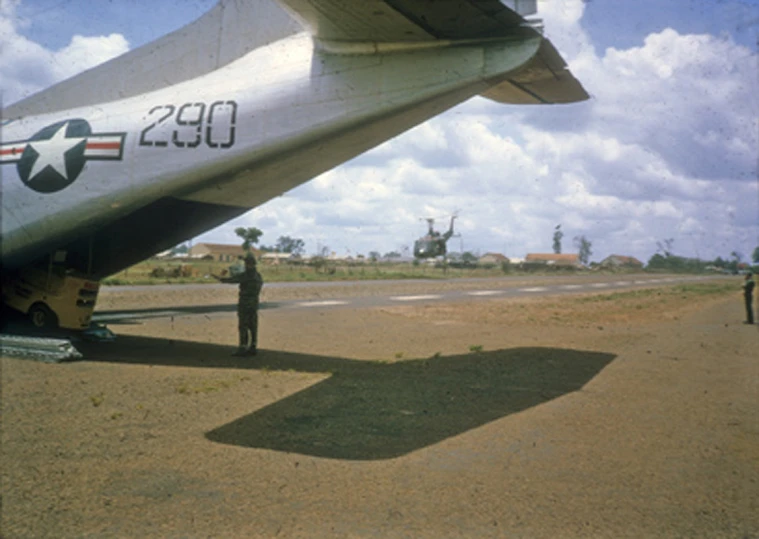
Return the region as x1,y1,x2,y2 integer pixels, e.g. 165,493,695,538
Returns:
94,274,714,323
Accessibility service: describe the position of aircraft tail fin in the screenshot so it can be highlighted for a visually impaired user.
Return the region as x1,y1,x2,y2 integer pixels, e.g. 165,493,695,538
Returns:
4,0,302,119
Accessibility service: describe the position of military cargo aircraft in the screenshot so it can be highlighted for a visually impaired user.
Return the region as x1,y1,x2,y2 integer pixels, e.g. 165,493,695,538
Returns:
1,0,587,330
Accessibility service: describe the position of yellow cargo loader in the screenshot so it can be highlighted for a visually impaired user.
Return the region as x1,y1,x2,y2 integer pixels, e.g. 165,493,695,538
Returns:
2,262,99,331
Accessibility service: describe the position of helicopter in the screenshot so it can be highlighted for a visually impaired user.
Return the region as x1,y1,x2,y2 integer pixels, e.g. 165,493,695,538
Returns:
413,215,457,259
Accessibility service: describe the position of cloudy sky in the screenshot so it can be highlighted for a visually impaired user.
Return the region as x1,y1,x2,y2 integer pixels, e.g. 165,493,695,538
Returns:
2,0,757,262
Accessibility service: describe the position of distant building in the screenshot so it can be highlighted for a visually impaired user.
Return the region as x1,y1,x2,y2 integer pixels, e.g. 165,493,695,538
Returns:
524,253,581,267
599,255,643,269
478,252,508,265
189,243,247,262
260,252,294,265
154,249,174,259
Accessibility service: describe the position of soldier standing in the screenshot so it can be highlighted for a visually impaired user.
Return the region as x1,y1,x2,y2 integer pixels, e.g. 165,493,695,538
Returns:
743,272,755,325
215,253,264,355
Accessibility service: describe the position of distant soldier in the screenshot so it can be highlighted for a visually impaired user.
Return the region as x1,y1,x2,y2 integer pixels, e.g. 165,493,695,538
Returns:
215,253,263,355
743,272,755,325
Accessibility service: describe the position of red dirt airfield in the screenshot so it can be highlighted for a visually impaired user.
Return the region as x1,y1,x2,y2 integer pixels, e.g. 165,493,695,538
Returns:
2,275,757,538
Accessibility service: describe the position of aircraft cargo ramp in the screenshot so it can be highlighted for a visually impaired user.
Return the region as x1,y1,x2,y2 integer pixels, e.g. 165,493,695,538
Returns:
0,334,83,362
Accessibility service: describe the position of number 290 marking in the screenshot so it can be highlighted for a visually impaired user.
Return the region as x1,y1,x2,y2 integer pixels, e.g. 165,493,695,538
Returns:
139,100,237,149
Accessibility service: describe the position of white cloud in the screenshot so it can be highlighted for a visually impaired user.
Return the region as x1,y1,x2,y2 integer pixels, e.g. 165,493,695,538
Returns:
476,13,758,261
0,2,128,105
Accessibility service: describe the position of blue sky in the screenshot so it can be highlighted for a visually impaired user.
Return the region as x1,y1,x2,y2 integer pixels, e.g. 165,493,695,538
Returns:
14,0,215,50
2,0,758,262
584,0,758,51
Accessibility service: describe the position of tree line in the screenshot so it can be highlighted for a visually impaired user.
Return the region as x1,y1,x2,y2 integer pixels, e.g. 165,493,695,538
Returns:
175,225,758,272
647,240,759,273
552,224,592,265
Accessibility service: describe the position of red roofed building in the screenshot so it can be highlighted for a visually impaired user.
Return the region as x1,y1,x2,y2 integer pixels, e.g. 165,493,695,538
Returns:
600,255,643,269
189,243,255,262
478,252,509,265
524,253,581,267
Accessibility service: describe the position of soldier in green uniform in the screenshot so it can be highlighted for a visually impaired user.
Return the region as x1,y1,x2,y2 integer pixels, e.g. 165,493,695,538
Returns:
743,272,755,325
215,253,264,355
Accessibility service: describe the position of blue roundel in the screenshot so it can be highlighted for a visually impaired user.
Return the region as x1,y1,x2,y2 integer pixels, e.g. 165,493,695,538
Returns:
17,119,91,193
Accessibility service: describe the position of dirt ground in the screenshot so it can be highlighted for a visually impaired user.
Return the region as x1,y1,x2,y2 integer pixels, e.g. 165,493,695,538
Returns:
1,277,758,538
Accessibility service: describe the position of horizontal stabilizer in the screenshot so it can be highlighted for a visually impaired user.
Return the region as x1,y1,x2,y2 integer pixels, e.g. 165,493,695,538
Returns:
273,0,586,103
480,39,589,104
275,0,537,42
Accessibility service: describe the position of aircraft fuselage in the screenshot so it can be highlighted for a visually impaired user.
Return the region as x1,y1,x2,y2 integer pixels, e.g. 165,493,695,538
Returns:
2,33,540,275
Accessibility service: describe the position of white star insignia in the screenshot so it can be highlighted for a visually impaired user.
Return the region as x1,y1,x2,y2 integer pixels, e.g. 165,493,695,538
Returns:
27,123,85,180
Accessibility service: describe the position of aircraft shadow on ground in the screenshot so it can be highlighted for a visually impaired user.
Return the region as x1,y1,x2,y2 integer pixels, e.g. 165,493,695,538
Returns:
1,303,279,336
79,336,615,461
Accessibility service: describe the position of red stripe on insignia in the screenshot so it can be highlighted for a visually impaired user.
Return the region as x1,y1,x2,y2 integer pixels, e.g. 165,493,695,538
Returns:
86,142,121,150
0,146,25,156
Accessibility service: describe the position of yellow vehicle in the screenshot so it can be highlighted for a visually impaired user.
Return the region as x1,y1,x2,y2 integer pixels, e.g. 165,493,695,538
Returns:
2,258,99,330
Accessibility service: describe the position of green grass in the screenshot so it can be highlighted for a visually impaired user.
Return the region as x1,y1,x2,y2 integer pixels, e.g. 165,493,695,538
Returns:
101,259,511,285
100,258,734,287
671,282,737,295
575,282,736,304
